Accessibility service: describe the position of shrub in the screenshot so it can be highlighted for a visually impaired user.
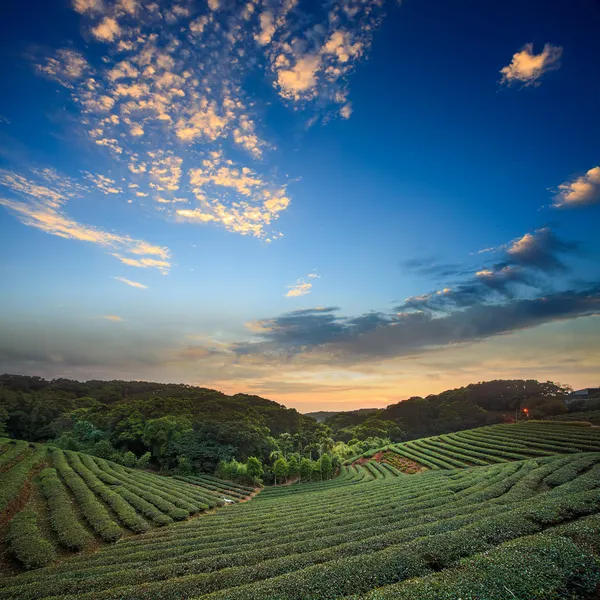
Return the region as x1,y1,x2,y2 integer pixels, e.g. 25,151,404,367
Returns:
38,468,92,550
5,510,56,569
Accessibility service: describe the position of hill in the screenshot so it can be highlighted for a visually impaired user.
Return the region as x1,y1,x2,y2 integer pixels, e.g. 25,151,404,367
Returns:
0,375,327,475
1,421,600,598
0,439,255,572
305,408,379,423
349,420,600,468
321,379,572,442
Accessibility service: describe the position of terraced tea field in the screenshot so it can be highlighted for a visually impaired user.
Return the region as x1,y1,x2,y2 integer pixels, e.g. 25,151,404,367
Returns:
2,422,600,599
0,439,255,571
352,421,600,471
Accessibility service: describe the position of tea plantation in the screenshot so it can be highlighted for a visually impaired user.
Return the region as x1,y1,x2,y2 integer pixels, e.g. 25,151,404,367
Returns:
0,439,255,571
2,422,600,599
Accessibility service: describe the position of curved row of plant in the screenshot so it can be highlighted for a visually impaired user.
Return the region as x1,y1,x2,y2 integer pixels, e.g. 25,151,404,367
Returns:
350,421,600,470
0,442,256,571
2,451,600,599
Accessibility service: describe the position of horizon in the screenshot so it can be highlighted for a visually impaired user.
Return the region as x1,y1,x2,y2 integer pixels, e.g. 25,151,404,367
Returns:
1,0,600,413
0,372,590,413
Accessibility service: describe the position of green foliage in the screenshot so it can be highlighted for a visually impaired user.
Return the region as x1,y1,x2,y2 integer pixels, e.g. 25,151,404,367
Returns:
299,457,313,481
51,449,123,542
5,510,56,570
142,416,193,462
38,467,92,550
287,456,299,480
137,451,151,469
122,451,137,468
176,456,192,476
246,457,264,484
0,405,8,436
320,453,333,480
273,457,288,485
0,446,47,512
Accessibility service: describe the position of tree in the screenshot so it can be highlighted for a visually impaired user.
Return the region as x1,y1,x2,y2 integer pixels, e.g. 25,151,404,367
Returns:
246,456,264,484
137,452,151,469
114,411,146,453
0,406,8,437
287,455,300,481
92,439,114,459
273,457,288,485
122,451,137,468
177,456,192,476
72,420,103,443
320,453,333,480
142,416,192,466
278,433,294,459
299,458,313,482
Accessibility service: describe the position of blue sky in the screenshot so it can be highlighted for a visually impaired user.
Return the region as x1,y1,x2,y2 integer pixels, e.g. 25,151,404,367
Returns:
1,0,599,410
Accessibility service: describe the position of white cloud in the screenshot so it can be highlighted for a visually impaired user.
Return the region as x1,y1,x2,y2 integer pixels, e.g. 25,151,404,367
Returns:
119,0,137,15
100,314,124,321
85,172,122,194
499,43,562,87
0,169,171,273
286,282,312,297
92,17,122,42
276,54,322,100
73,0,104,13
36,49,89,88
285,273,319,297
340,103,352,119
255,11,276,46
554,166,600,207
208,0,220,11
114,276,148,289
179,152,290,238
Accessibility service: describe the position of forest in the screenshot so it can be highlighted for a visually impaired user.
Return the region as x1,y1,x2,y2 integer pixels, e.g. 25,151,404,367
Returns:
0,375,581,484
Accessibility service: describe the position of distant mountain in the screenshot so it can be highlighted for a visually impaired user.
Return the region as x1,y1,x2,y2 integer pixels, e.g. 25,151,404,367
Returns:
305,408,380,424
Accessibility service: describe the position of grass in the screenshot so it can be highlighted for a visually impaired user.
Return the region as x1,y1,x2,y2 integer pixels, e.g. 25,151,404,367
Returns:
0,442,256,571
1,421,600,598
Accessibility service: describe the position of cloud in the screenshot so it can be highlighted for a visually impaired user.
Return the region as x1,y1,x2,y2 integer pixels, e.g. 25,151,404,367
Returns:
114,276,147,289
73,0,104,14
398,228,577,313
92,17,121,42
0,169,171,273
285,273,321,297
400,258,467,280
554,166,600,207
236,285,600,362
286,282,312,297
100,315,123,321
36,49,89,89
499,43,562,87
84,172,122,194
503,227,577,272
178,151,289,239
233,227,589,362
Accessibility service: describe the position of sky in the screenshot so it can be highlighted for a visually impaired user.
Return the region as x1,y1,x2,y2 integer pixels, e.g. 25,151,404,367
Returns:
0,0,599,412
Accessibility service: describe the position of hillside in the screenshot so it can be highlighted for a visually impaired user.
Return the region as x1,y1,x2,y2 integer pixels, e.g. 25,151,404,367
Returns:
305,408,379,423
1,421,600,598
0,375,328,476
350,421,600,468
0,439,255,572
322,379,572,442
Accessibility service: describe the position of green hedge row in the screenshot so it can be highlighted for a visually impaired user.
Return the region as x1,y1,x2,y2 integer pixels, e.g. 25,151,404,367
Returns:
65,452,150,534
416,438,490,466
0,446,47,512
0,440,31,469
4,510,56,570
50,449,123,542
38,468,92,551
355,532,600,599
